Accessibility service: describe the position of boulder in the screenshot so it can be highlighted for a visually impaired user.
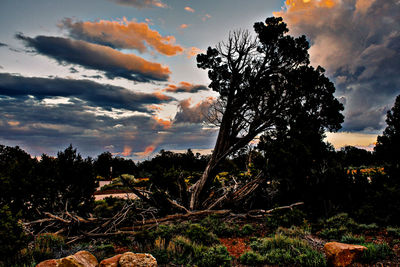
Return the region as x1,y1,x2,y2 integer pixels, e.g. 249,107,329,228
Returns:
73,251,98,267
99,254,123,267
324,242,367,267
36,259,59,267
119,252,157,267
36,251,97,267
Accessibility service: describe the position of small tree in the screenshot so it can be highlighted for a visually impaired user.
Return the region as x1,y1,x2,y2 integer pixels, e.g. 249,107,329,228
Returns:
190,17,344,209
375,94,400,166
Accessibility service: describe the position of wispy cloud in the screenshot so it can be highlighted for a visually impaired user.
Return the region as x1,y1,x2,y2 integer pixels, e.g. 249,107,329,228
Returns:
108,0,167,8
163,81,208,93
184,6,195,13
60,17,184,56
17,34,171,82
174,98,215,123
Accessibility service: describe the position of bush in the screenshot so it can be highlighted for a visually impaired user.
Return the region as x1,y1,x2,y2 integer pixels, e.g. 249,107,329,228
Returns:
240,224,255,236
319,227,347,240
0,205,29,265
200,215,238,237
355,223,379,232
241,234,326,267
32,233,65,262
276,226,310,238
340,234,365,244
360,242,392,263
266,208,306,229
185,223,219,245
91,243,115,261
387,226,400,238
197,245,232,267
319,213,359,240
239,250,265,265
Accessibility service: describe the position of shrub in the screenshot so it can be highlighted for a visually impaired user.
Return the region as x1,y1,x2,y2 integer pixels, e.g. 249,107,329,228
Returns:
355,223,379,232
240,224,255,236
32,233,65,262
266,208,306,229
276,226,310,238
91,243,115,261
0,205,29,265
242,234,326,267
340,234,365,244
200,215,237,237
197,245,232,267
387,226,400,238
319,213,359,240
185,223,219,245
360,242,392,263
239,250,265,265
319,227,347,240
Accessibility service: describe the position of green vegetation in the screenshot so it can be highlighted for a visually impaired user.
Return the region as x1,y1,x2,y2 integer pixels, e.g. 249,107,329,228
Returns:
240,234,326,266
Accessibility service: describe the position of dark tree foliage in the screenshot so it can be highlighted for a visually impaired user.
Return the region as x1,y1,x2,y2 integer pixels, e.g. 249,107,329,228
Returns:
375,94,400,166
0,144,97,218
94,152,137,179
337,146,375,167
191,17,344,209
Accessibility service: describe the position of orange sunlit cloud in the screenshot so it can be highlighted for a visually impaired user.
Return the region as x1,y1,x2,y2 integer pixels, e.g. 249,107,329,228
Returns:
186,47,204,58
162,81,208,93
184,6,195,13
135,145,155,157
121,145,132,156
274,0,337,18
153,116,172,129
61,17,184,56
7,121,20,126
146,104,163,111
202,14,212,21
180,24,190,29
153,91,172,101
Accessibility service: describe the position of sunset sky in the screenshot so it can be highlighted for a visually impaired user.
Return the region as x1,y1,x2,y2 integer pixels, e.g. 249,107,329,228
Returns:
0,0,399,159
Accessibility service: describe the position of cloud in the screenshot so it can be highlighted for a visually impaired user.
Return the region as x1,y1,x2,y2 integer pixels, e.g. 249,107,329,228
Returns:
184,6,195,13
108,0,167,8
275,0,400,132
0,75,216,159
17,34,171,82
60,18,184,56
0,42,7,47
179,24,190,29
174,98,214,123
0,73,173,112
202,14,212,21
185,47,204,58
163,81,208,93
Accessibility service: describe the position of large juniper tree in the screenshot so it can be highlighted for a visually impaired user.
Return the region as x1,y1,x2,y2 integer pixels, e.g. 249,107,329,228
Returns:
190,17,344,209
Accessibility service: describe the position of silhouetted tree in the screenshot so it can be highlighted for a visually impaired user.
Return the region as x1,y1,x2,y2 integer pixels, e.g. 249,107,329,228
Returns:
375,94,400,166
190,17,344,209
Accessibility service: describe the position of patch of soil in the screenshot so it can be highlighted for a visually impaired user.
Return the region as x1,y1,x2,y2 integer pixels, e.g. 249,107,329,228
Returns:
219,237,251,259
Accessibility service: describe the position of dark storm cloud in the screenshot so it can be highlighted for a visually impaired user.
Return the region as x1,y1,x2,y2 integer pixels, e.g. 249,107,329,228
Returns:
16,34,171,82
276,0,400,133
0,42,7,47
0,95,216,158
0,73,173,112
174,98,214,123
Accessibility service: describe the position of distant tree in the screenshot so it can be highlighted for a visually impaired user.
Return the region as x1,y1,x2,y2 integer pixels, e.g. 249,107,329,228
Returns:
94,152,113,179
375,94,400,166
190,17,344,209
56,145,97,213
337,146,374,167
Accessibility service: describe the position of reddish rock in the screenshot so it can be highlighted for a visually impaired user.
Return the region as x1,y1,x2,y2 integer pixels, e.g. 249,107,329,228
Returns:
119,252,157,267
73,251,98,267
324,242,367,267
36,259,59,267
99,254,123,267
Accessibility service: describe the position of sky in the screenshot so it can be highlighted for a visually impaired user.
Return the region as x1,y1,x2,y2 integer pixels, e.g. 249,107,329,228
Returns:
0,0,399,159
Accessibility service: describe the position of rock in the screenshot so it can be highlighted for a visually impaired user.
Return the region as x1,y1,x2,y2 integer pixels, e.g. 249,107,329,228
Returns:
324,241,367,267
37,251,97,267
58,255,84,267
99,254,123,267
36,259,59,267
73,251,98,267
119,252,157,267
